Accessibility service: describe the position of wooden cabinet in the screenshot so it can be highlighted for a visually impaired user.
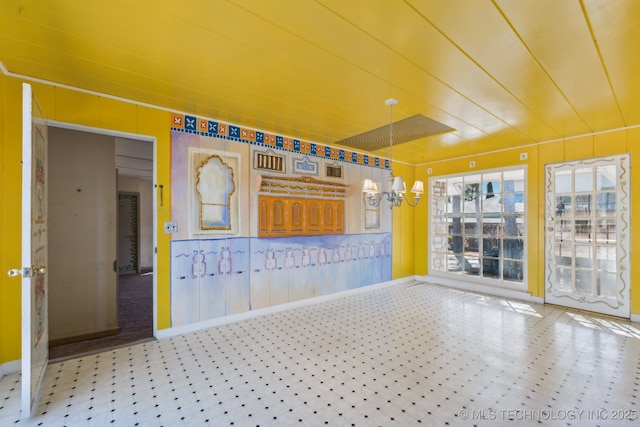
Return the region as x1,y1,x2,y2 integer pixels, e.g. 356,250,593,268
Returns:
258,196,344,237
257,175,349,238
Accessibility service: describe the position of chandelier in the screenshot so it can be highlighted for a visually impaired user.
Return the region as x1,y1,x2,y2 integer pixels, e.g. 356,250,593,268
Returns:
362,98,424,208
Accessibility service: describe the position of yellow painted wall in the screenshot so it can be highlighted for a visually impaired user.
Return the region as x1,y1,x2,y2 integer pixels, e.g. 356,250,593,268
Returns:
0,74,3,359
415,131,639,315
0,74,410,365
623,128,640,316
0,71,7,363
391,162,417,279
0,76,173,363
2,70,638,366
0,73,23,365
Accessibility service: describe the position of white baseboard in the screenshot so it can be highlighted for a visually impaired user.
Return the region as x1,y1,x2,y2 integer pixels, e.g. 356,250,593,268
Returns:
419,275,640,322
156,277,412,340
0,359,21,380
418,274,545,304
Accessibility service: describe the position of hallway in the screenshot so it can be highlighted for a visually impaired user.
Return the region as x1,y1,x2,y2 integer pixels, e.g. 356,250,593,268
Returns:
48,273,154,361
1,281,639,426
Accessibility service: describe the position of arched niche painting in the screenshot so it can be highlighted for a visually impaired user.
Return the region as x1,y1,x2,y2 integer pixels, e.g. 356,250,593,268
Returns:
189,148,240,235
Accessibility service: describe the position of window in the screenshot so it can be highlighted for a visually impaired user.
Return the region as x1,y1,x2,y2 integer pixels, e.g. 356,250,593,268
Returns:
429,167,526,287
254,149,285,173
325,163,343,178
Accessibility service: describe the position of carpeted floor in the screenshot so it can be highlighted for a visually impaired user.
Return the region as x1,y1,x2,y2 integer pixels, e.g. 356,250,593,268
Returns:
48,273,154,361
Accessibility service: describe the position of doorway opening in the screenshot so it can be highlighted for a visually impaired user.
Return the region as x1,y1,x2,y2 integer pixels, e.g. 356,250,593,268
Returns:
46,126,156,360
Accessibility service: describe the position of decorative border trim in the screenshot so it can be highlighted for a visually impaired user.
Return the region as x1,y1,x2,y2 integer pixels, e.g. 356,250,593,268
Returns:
171,113,389,170
257,175,349,199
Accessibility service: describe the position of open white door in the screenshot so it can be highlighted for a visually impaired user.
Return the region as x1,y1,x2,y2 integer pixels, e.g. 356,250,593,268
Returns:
9,83,49,417
544,155,631,317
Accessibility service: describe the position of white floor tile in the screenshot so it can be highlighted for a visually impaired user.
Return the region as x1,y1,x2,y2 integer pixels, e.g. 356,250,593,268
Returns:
2,282,640,426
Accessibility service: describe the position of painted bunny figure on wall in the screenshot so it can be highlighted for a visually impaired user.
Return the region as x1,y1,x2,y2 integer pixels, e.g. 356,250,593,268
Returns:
284,248,295,268
192,250,206,278
265,249,277,270
218,247,232,274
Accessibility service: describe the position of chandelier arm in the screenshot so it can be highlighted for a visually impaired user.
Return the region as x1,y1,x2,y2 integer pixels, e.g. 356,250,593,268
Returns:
364,193,385,207
365,191,406,208
400,196,421,208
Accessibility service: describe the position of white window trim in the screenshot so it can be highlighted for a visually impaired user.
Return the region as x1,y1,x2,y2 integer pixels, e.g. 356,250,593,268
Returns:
427,165,528,293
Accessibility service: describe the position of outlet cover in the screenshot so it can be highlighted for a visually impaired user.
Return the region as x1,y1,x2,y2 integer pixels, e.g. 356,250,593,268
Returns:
164,221,178,233
469,161,476,168
427,168,433,174
520,152,528,161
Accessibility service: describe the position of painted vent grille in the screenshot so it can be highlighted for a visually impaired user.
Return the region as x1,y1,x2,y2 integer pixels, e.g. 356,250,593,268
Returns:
335,114,455,151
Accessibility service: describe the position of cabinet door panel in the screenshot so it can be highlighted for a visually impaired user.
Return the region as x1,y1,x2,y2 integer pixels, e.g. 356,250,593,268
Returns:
258,196,270,237
270,198,288,236
322,202,335,234
336,202,345,234
307,202,321,234
289,200,306,235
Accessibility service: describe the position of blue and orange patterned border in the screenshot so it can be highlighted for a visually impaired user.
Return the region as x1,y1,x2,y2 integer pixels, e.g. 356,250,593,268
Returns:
171,113,389,170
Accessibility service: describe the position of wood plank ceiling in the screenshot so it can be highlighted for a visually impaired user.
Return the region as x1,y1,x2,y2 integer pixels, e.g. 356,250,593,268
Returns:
1,0,639,164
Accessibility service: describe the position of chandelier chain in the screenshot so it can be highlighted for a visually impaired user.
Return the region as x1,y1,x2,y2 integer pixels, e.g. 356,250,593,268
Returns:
389,100,393,176
362,97,423,209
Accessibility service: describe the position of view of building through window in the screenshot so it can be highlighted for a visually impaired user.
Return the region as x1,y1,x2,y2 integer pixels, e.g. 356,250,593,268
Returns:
429,168,526,286
547,161,623,307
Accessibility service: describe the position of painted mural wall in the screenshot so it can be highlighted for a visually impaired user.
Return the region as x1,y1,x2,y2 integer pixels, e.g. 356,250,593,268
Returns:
169,114,393,327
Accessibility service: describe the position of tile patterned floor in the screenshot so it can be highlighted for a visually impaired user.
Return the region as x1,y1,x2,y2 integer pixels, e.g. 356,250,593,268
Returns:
49,273,154,361
1,281,639,426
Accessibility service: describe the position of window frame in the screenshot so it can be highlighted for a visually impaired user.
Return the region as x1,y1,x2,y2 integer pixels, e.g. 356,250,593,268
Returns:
428,165,528,291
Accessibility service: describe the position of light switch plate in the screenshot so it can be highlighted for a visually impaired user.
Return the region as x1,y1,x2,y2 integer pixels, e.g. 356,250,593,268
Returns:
164,221,178,233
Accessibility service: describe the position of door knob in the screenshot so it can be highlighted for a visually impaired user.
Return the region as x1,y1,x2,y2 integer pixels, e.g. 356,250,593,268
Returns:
32,266,46,275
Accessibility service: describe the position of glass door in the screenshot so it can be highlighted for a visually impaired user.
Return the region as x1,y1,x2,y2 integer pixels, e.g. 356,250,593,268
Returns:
544,155,630,317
